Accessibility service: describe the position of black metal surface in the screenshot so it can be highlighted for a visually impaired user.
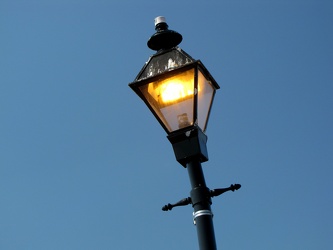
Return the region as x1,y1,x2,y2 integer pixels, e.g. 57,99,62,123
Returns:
167,126,209,167
162,184,241,212
162,197,192,211
210,184,242,197
147,19,182,51
187,160,217,250
169,126,217,249
133,48,195,82
165,127,242,249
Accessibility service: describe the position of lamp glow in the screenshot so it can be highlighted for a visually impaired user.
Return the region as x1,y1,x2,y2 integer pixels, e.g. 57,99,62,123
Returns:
160,80,193,103
147,69,195,106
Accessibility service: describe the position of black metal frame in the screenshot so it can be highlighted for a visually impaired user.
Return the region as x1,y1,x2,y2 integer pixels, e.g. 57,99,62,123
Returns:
129,60,220,134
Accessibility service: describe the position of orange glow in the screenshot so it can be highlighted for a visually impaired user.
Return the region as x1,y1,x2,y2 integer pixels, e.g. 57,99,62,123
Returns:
160,79,194,102
147,69,195,105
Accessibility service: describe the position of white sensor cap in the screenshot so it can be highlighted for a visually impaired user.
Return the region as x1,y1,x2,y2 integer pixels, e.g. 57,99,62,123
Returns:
154,16,166,26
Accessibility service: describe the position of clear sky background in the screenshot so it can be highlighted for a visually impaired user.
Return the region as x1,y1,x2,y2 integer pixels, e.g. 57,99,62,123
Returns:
1,0,332,249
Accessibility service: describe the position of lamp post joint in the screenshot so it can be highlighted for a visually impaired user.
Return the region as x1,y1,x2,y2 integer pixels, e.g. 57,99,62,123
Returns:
162,183,241,211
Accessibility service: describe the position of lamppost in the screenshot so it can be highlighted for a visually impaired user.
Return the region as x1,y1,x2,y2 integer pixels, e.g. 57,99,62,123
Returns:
129,16,241,250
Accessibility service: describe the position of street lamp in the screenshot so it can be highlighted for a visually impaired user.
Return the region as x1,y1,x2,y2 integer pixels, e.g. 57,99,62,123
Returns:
129,16,241,250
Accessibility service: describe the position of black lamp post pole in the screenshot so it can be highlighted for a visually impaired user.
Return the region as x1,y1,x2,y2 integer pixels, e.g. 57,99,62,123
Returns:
164,126,241,249
166,126,217,250
187,160,217,250
130,16,241,250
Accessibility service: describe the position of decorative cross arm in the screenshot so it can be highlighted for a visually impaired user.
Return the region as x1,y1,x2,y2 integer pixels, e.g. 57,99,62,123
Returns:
210,184,241,198
162,197,192,211
162,184,241,211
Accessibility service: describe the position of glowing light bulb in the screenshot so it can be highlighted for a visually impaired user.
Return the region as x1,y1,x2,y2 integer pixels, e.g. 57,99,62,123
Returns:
160,80,193,103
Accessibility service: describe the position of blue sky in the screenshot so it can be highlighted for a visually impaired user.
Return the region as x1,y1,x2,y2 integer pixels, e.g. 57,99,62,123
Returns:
1,0,332,249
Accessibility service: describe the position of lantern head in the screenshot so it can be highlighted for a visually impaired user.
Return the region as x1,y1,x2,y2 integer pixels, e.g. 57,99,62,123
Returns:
129,47,219,135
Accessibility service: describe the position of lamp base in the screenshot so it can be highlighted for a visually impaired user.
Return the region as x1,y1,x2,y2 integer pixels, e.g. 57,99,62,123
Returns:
167,126,209,167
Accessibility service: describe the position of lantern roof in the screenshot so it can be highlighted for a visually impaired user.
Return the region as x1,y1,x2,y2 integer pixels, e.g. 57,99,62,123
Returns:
134,47,195,81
